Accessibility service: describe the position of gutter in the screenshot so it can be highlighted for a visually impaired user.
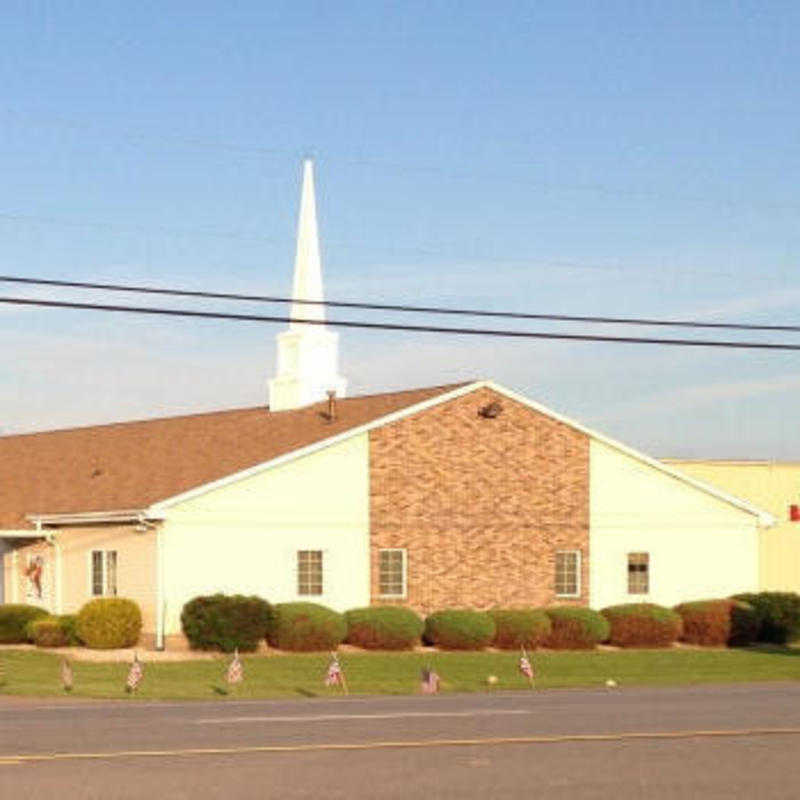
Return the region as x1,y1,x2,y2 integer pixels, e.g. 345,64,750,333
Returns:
27,509,165,526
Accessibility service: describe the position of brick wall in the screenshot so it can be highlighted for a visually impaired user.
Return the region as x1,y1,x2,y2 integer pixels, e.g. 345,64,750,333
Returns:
369,387,589,613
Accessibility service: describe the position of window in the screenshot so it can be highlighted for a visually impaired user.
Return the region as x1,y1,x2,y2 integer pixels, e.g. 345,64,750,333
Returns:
91,550,118,596
555,551,580,597
379,549,406,597
297,550,323,595
628,552,649,594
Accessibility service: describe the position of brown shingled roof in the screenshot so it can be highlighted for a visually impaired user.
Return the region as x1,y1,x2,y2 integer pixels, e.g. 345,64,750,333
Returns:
0,382,469,529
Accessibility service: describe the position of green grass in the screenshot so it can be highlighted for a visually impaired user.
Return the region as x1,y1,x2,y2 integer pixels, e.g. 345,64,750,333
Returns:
0,647,798,701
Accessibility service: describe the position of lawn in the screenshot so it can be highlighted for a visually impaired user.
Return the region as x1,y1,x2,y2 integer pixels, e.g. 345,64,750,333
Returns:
0,646,798,701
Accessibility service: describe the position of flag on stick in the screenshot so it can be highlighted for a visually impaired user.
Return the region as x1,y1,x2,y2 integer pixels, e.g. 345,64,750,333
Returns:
125,652,143,693
519,647,535,688
325,653,348,694
60,657,74,693
226,648,244,686
420,666,440,694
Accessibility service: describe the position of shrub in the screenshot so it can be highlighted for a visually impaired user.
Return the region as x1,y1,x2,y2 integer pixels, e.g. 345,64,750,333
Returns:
733,592,800,644
423,610,495,650
601,603,682,648
0,604,48,643
268,602,346,651
344,606,424,650
58,614,80,646
181,594,271,653
76,598,142,649
27,617,69,647
488,609,552,649
675,599,759,647
543,607,610,649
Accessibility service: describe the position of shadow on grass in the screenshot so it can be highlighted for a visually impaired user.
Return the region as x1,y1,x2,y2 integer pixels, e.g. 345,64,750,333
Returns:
747,644,800,657
294,687,318,698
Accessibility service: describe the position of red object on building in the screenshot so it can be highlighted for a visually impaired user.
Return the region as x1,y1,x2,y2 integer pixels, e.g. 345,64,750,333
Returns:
789,504,800,522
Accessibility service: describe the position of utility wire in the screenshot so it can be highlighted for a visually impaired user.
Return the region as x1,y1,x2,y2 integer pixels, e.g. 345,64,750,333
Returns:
1,274,799,334
2,295,800,350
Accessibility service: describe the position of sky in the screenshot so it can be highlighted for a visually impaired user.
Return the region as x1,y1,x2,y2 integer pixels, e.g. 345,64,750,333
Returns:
1,1,799,457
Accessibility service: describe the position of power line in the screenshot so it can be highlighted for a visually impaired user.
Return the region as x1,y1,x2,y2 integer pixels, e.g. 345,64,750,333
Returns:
2,295,800,350
1,274,799,334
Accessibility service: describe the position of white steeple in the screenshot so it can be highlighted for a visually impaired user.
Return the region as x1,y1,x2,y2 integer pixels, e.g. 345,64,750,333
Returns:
268,160,347,412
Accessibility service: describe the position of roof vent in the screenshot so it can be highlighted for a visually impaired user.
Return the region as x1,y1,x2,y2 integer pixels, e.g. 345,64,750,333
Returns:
326,390,337,422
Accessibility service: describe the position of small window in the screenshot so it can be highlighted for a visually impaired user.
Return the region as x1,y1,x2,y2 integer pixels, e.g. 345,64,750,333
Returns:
297,550,323,595
555,551,580,597
91,550,118,597
628,552,649,594
379,549,406,597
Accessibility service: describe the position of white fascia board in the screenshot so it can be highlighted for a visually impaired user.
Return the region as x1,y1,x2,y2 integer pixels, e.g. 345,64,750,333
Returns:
483,381,776,527
0,529,47,538
27,509,165,526
150,381,488,513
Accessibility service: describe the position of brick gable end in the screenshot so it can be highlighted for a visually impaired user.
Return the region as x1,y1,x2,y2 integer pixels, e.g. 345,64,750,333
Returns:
369,387,589,612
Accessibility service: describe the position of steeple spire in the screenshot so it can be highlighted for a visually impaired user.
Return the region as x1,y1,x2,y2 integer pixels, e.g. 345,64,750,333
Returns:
268,160,347,411
290,160,325,329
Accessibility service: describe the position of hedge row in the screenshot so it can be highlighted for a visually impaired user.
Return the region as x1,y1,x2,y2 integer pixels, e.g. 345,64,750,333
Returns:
18,589,797,653
3,599,142,650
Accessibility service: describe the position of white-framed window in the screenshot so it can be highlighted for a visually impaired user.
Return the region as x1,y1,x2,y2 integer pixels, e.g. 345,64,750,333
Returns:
378,549,407,598
628,552,649,594
554,550,581,597
91,550,118,597
297,550,323,595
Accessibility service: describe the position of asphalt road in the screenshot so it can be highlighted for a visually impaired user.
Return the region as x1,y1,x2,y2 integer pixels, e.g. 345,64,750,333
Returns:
1,683,800,799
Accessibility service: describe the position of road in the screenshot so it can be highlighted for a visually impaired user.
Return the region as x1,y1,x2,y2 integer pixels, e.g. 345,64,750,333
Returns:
1,683,800,798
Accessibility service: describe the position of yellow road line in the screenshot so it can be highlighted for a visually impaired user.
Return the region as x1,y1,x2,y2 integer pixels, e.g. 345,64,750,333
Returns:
3,727,800,765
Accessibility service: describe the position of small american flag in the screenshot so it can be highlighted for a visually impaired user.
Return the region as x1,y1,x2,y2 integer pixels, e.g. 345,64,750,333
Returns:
60,657,74,693
125,652,143,693
226,649,244,685
325,654,344,687
519,648,534,685
421,667,440,694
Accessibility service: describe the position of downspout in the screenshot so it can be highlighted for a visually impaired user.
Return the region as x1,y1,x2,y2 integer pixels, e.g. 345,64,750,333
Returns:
139,513,165,651
156,523,165,651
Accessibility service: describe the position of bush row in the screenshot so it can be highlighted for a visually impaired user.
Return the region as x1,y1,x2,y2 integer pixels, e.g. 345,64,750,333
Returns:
0,599,142,649
6,590,797,652
178,590,800,652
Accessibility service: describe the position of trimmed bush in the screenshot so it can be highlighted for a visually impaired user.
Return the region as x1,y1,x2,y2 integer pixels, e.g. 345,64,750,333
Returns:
27,616,68,647
0,604,48,643
181,594,271,653
344,606,424,650
488,609,552,649
733,592,800,645
268,602,346,652
58,614,80,646
76,598,142,649
423,610,495,650
544,607,610,649
601,603,682,648
675,599,759,647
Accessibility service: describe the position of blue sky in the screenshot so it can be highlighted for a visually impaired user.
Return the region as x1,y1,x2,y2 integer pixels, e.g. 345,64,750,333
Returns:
2,1,800,457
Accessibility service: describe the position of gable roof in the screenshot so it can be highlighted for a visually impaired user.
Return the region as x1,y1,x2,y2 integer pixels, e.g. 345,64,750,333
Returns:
0,383,466,529
0,379,773,529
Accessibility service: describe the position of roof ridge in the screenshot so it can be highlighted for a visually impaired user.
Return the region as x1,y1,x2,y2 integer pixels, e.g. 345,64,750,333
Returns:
0,380,475,441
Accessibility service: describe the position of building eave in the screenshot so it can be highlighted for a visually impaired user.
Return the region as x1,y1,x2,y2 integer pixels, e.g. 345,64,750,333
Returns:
26,509,165,526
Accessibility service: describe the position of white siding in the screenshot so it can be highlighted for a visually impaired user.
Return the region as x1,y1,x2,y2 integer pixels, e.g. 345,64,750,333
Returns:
160,433,369,635
589,440,759,609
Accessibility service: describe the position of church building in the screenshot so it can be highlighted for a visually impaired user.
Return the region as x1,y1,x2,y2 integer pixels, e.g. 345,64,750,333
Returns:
0,162,774,649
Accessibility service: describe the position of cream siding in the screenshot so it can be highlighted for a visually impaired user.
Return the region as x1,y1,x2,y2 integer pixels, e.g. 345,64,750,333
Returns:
590,440,759,609
160,432,370,636
664,461,800,592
